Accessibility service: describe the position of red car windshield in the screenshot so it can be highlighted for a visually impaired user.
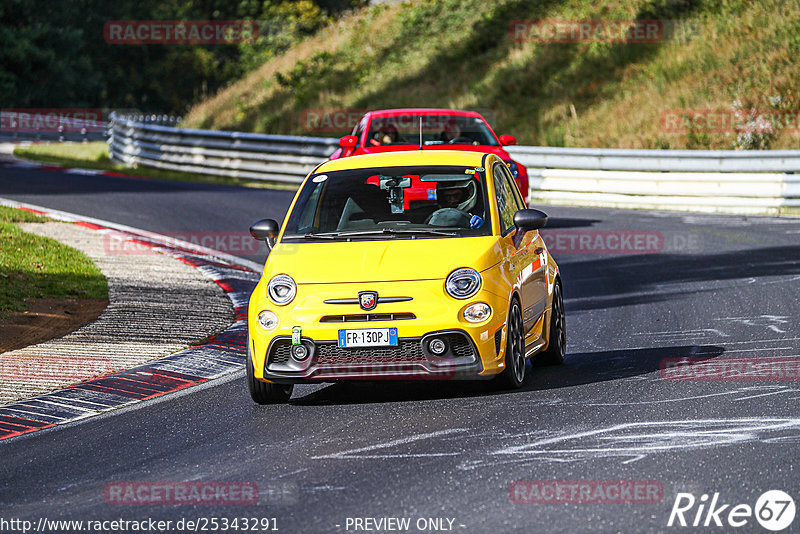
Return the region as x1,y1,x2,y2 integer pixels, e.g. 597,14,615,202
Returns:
366,115,499,147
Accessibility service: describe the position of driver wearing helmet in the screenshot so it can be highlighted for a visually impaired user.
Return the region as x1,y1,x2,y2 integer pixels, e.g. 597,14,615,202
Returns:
437,179,473,209
427,179,483,229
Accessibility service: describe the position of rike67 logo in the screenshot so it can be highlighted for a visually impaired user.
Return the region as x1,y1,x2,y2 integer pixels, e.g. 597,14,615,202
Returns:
668,490,795,531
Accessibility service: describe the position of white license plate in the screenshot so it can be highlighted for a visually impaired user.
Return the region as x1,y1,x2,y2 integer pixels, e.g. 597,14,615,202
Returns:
338,328,398,348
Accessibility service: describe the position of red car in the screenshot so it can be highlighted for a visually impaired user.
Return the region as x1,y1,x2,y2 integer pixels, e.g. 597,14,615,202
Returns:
329,109,529,205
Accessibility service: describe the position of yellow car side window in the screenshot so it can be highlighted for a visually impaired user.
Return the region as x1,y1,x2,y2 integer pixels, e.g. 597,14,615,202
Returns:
493,164,516,234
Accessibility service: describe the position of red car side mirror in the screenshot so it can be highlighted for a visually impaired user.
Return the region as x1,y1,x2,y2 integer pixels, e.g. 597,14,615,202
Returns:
339,135,358,149
499,134,517,146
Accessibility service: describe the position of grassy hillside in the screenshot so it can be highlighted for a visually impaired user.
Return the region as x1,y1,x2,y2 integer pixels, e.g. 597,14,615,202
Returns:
184,0,800,150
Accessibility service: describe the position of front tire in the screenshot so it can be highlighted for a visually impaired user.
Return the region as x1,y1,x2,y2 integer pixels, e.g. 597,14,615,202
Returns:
498,298,526,388
536,279,566,366
247,339,293,404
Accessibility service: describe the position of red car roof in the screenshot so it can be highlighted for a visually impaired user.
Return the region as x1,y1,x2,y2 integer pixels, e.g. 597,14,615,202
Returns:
364,108,485,119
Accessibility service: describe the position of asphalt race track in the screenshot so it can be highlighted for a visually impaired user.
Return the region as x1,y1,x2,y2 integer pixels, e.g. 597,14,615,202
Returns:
1,161,799,533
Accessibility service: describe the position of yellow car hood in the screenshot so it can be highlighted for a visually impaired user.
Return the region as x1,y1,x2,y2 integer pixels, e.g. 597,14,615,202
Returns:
267,236,500,284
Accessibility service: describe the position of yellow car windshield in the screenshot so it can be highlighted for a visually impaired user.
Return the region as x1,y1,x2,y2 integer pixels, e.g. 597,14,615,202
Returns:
283,165,492,240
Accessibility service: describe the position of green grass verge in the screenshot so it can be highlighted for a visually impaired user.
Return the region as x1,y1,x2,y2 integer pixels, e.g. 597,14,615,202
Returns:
0,206,108,319
0,206,51,224
13,142,298,191
778,207,800,216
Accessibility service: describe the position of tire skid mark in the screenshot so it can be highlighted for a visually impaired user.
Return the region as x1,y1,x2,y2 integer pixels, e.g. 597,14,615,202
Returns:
309,419,800,469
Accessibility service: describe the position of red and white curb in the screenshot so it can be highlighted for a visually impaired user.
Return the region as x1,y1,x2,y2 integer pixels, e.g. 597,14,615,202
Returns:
0,198,262,442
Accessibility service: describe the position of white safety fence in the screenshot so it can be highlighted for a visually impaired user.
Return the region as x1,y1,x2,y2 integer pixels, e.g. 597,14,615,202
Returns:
108,114,800,214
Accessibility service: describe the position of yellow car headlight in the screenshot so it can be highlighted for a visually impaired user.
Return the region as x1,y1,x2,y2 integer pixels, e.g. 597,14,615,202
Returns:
257,310,280,331
267,274,296,305
464,302,491,323
446,268,481,299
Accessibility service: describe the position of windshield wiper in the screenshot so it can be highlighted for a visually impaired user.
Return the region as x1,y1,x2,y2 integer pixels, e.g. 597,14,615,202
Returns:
336,228,458,238
282,232,340,240
284,229,459,241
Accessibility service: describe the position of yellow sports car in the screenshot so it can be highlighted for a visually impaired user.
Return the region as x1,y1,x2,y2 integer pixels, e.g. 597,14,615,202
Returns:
246,150,564,403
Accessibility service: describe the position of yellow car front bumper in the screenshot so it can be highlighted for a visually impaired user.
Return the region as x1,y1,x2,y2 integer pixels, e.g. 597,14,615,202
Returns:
248,279,511,382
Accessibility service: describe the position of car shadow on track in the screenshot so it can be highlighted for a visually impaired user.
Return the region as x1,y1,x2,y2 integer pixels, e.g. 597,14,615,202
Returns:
558,245,800,312
525,344,725,391
289,344,725,405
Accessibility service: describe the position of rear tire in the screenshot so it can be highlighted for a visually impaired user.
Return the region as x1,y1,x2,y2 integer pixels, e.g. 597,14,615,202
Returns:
498,298,526,389
536,279,566,366
247,339,293,404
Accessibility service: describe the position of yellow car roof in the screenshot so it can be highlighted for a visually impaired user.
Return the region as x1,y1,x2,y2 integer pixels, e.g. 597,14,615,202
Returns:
316,150,493,173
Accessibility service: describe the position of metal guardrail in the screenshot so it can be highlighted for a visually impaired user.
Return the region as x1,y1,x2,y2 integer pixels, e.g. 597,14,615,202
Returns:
0,111,108,143
505,145,800,173
108,114,800,213
526,169,800,213
506,146,800,213
109,112,338,183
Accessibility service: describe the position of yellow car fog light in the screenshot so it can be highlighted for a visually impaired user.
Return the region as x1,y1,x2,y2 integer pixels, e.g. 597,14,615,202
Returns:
291,344,309,361
463,302,491,323
428,338,447,355
257,310,279,331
